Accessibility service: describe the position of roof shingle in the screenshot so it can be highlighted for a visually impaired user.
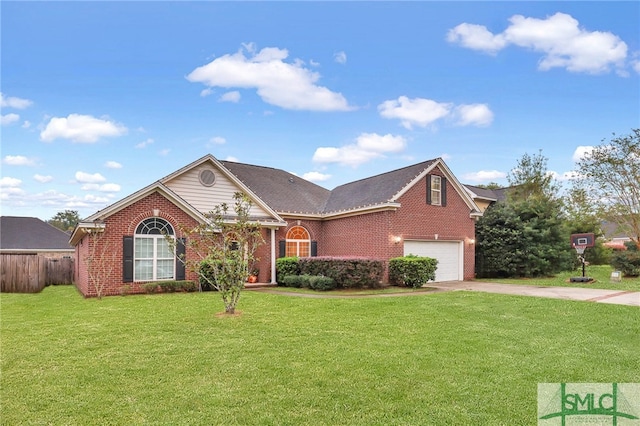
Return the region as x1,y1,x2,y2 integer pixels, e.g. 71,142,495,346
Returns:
0,216,73,251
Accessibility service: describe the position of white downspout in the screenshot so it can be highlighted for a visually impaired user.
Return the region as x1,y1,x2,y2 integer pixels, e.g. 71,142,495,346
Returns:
270,227,277,284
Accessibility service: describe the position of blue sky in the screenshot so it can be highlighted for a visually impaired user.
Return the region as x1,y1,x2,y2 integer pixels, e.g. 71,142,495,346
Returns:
1,1,639,221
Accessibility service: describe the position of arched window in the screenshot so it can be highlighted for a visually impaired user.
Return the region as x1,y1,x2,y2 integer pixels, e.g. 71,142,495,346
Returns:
286,226,310,257
134,218,175,281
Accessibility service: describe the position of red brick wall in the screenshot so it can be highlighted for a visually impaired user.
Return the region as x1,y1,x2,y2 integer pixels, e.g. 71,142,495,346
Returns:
392,171,476,280
76,191,200,297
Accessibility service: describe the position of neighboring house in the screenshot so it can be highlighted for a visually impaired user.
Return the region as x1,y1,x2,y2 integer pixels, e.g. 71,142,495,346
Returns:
70,154,482,297
601,221,633,250
464,185,509,213
0,216,74,257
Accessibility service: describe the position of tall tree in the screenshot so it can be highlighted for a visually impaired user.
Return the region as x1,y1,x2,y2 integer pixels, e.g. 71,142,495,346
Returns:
476,151,572,277
574,129,640,247
563,185,610,265
48,210,80,233
507,150,561,202
176,192,264,314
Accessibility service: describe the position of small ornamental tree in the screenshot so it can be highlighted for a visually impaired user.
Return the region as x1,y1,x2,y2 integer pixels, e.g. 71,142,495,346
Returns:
176,192,264,314
84,227,117,299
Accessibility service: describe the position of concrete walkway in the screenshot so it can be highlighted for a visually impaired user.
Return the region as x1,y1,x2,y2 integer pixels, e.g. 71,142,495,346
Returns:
426,281,640,307
251,282,640,306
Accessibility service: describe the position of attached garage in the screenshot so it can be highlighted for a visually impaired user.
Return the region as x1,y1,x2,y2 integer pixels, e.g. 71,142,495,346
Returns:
404,240,463,282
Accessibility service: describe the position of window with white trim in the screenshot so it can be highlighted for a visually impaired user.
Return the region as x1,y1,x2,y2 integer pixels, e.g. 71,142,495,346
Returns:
430,175,442,206
286,226,310,257
134,218,175,281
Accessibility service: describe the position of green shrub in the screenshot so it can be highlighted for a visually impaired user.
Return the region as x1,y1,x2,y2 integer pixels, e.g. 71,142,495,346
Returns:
281,274,308,288
142,282,160,293
388,255,438,288
143,281,198,293
298,257,384,288
276,257,301,285
611,242,640,277
281,274,336,291
308,275,336,291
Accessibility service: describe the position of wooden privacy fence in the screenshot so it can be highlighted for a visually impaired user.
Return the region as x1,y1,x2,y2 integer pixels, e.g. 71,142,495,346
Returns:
1,254,75,293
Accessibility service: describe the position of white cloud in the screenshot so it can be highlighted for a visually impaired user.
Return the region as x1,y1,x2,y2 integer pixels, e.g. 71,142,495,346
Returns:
303,171,332,182
22,120,32,129
572,145,593,162
104,161,122,169
98,183,121,192
448,12,629,74
33,174,53,183
462,170,507,183
447,23,507,54
379,96,494,129
159,149,170,156
378,96,451,130
40,114,127,143
0,186,25,200
186,44,352,111
219,91,241,103
313,133,407,167
355,133,407,153
0,177,22,187
1,113,20,126
334,51,347,64
225,156,239,162
209,136,226,145
0,93,33,109
75,171,106,184
136,138,154,148
200,88,214,97
3,155,36,166
80,182,120,192
453,104,494,127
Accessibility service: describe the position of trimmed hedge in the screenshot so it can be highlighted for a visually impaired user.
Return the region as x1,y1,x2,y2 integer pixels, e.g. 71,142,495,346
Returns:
299,257,384,289
308,275,337,291
281,274,337,291
388,255,438,288
142,280,198,293
276,257,301,285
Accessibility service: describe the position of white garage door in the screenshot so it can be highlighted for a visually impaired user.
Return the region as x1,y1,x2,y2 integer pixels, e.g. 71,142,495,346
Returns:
403,240,462,282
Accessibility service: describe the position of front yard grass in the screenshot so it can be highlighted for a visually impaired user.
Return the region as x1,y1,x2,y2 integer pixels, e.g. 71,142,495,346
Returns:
475,265,640,292
2,286,638,425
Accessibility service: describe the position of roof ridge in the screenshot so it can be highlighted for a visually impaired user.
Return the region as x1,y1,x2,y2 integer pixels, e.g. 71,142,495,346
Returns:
331,158,437,190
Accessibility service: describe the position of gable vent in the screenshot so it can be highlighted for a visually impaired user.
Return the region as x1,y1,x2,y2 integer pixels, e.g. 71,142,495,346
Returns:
199,169,216,187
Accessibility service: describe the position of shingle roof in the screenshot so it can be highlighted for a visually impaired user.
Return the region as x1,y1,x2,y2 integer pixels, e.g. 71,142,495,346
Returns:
464,185,510,203
220,161,331,214
222,159,439,214
0,216,74,251
323,160,437,212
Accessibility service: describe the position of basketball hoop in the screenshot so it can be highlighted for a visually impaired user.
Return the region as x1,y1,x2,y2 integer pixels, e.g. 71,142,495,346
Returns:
570,233,594,282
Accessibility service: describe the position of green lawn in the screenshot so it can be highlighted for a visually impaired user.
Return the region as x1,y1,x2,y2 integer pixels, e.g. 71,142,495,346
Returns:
2,286,638,425
475,265,640,292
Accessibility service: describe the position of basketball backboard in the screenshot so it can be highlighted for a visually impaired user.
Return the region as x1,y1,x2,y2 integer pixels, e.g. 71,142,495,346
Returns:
570,233,595,248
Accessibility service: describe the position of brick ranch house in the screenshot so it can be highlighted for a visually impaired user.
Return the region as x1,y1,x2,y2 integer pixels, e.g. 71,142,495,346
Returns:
70,154,482,297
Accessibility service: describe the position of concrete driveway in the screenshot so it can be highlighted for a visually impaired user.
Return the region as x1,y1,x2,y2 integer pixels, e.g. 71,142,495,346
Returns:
252,282,639,306
426,281,640,307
